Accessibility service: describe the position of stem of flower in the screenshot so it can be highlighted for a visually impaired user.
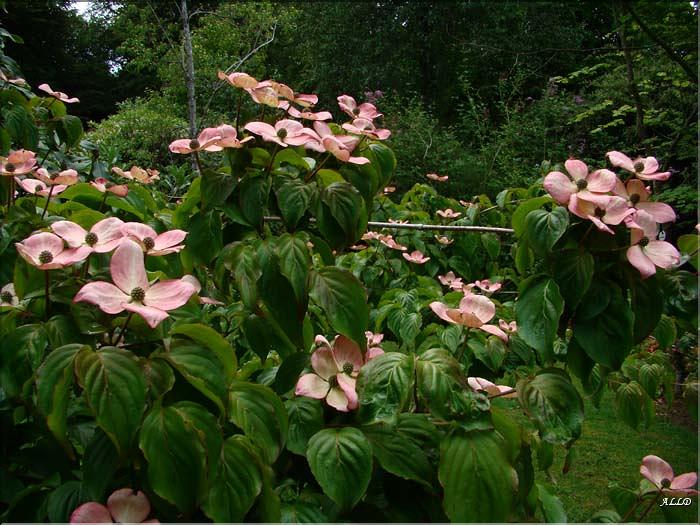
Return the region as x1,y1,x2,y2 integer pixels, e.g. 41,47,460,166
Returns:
489,388,517,399
98,191,109,213
82,253,92,279
40,185,55,220
192,150,204,176
9,176,15,206
579,223,594,246
266,144,280,174
115,312,134,347
456,328,471,363
304,153,331,182
235,92,243,131
636,491,662,522
44,270,51,321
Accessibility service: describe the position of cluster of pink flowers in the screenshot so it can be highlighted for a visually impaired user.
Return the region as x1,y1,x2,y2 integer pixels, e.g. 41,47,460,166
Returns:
170,72,390,166
0,150,75,198
295,333,384,412
112,166,160,185
430,279,515,342
544,152,679,278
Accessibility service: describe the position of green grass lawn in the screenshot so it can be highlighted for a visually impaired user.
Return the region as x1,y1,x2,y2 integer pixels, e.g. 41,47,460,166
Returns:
502,389,698,522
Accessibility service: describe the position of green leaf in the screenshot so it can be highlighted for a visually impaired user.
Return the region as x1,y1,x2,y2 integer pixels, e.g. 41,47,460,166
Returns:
171,323,236,381
285,397,324,455
277,233,311,303
357,352,415,422
36,344,84,453
201,169,236,210
517,370,583,446
368,142,397,188
415,348,460,418
524,207,569,255
677,233,699,270
387,308,421,345
536,483,567,523
47,481,87,523
82,428,119,501
306,427,373,510
515,276,564,362
573,285,633,369
552,249,594,308
239,174,270,228
139,402,222,513
638,363,663,398
160,340,228,413
202,436,263,522
627,273,663,344
76,347,147,455
652,315,676,350
3,104,38,149
228,243,262,310
229,381,288,463
259,258,305,349
276,178,313,230
361,422,434,489
187,211,223,264
142,357,175,400
512,195,553,236
481,232,501,259
615,381,645,430
57,115,84,149
439,429,517,523
309,267,368,350
320,182,366,242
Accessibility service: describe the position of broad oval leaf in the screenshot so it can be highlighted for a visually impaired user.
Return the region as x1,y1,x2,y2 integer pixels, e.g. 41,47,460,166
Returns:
515,276,564,363
285,397,324,456
357,352,415,422
170,323,236,381
524,206,569,255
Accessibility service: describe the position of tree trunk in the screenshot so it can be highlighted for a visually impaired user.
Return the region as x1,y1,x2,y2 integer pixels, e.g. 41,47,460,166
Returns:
180,0,197,138
615,3,645,146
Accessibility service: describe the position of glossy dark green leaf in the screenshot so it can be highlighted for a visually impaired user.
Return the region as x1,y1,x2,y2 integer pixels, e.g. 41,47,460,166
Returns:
357,352,415,422
277,233,311,303
552,249,594,308
201,169,237,210
82,428,119,501
285,397,324,455
276,178,313,230
187,210,223,264
515,276,564,362
171,323,236,381
239,174,270,228
524,206,568,255
614,381,645,430
512,195,553,236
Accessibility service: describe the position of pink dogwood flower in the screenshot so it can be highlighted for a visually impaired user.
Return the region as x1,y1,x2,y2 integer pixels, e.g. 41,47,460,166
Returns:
309,122,370,164
362,231,382,241
337,95,383,120
208,124,253,149
38,83,79,103
430,292,508,341
474,279,502,293
437,208,462,219
217,70,259,89
1,283,18,308
499,319,517,334
379,234,407,251
640,455,698,495
435,235,454,245
365,331,385,360
112,166,160,184
569,194,634,234
90,177,128,197
15,232,84,269
383,186,396,194
295,335,364,412
607,151,670,181
342,118,391,140
51,218,125,260
427,173,448,182
613,178,676,224
438,271,464,290
121,223,187,256
35,168,79,186
543,159,617,206
281,101,332,121
403,250,430,264
0,70,26,86
1,149,37,176
244,80,285,107
15,177,67,197
468,377,516,398
182,275,224,305
169,127,225,154
626,211,680,279
70,488,157,523
244,119,316,148
74,239,196,328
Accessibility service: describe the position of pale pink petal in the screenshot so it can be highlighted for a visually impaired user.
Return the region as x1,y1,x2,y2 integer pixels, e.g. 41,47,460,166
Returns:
544,171,575,204
644,241,680,269
637,202,675,224
331,335,364,372
314,334,332,349
169,139,193,154
181,275,202,293
144,280,196,311
430,301,456,324
311,346,339,380
336,374,358,410
56,246,93,265
602,196,635,225
564,159,588,181
244,121,276,139
627,246,656,279
459,293,496,325
123,222,158,241
640,455,675,487
326,385,351,412
74,282,129,314
92,218,127,252
51,221,88,247
640,157,659,175
366,347,384,360
22,231,65,256
669,473,698,491
607,151,635,172
153,230,187,252
479,324,508,342
636,170,671,182
587,168,617,193
110,239,148,293
626,179,649,201
107,488,151,523
123,303,169,328
70,502,112,523
295,373,328,399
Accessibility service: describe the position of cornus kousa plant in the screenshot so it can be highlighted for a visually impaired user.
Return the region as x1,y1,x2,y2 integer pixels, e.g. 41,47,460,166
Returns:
0,27,697,524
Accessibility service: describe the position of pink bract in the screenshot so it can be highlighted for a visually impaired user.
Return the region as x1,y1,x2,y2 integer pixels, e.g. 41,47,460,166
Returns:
122,222,187,256
15,232,86,270
70,487,155,523
613,178,676,224
607,151,670,181
474,279,502,293
15,177,67,197
112,166,160,184
430,292,508,341
91,177,129,197
217,70,259,89
1,149,37,176
640,455,698,495
169,126,226,154
626,211,680,279
73,239,196,328
403,250,430,264
38,83,79,103
51,218,125,259
569,194,634,234
311,122,370,164
244,119,315,148
427,173,448,182
337,95,383,120
295,335,364,412
468,377,516,398
543,159,616,206
35,167,79,186
341,117,391,140
437,208,461,219
0,283,19,307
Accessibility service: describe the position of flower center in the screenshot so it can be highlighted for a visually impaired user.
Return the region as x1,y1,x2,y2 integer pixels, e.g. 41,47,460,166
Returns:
4,162,15,173
352,107,360,115
143,237,155,250
576,179,588,190
629,193,641,205
130,286,146,302
84,232,98,246
342,362,354,375
276,128,288,139
189,139,200,150
634,161,645,172
594,207,606,218
660,478,671,488
639,236,650,247
38,250,53,264
1,291,13,303
327,375,339,388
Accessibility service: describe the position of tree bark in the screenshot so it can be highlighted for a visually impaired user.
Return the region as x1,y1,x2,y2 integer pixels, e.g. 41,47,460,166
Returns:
180,0,197,139
615,3,645,145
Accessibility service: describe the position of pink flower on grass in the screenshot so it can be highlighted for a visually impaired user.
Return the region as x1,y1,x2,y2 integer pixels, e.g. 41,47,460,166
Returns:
403,250,430,264
1,149,37,176
468,377,516,398
15,232,84,269
640,456,698,495
112,166,160,184
342,118,391,140
15,177,67,197
51,218,125,260
122,223,187,256
295,335,364,412
430,292,508,341
38,83,79,103
543,159,617,206
244,119,315,148
607,151,670,181
474,279,502,293
35,168,79,186
626,211,680,279
337,95,383,120
569,194,634,234
437,208,462,219
1,283,18,308
427,173,448,182
613,178,676,224
70,488,157,523
74,239,196,328
310,122,370,164
90,177,129,197
217,70,259,89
